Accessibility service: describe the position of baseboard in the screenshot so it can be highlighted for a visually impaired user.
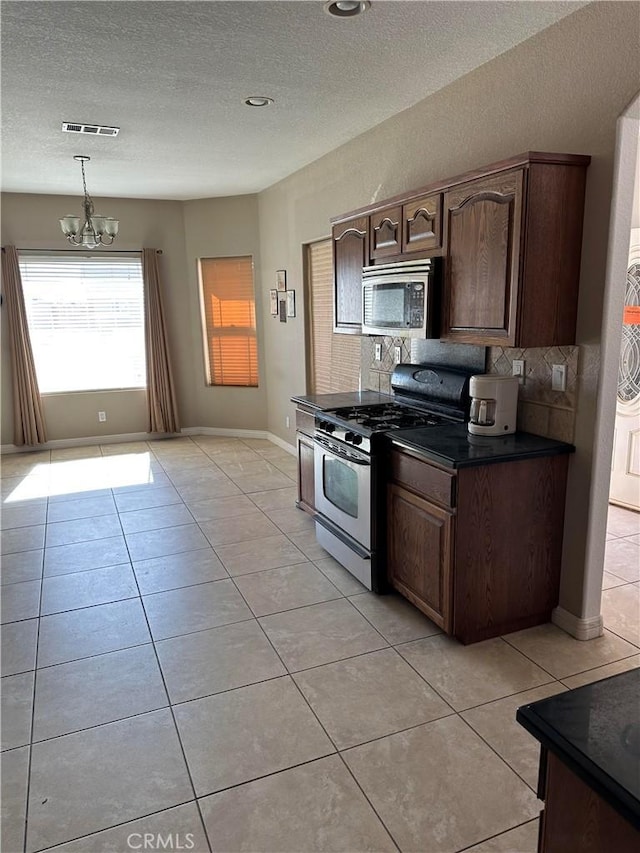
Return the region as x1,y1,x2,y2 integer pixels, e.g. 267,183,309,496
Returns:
265,433,296,456
182,426,296,456
0,431,179,454
552,606,604,640
2,427,296,456
181,426,270,439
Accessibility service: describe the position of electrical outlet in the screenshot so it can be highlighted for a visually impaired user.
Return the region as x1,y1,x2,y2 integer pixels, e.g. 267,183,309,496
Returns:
375,343,382,361
285,415,290,429
512,359,525,385
551,364,567,392
394,346,402,363
98,411,106,423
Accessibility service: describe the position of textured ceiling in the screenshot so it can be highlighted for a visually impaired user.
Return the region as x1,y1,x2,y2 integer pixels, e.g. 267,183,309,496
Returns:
1,0,586,200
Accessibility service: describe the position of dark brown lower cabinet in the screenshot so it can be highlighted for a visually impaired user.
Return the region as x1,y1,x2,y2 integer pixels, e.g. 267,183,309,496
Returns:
387,484,453,632
387,446,569,644
538,752,639,852
295,405,316,515
296,433,315,514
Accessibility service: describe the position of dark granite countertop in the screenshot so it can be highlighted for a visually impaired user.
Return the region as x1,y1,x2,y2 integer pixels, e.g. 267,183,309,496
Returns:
291,391,393,411
389,422,575,468
517,668,640,829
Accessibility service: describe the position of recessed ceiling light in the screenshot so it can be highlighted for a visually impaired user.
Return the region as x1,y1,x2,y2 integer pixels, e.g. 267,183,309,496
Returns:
324,1,370,17
244,96,274,107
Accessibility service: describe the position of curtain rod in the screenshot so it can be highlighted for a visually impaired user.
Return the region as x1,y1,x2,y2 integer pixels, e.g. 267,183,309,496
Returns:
2,248,162,254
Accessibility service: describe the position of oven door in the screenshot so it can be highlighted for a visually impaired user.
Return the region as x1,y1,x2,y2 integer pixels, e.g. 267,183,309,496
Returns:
313,435,371,549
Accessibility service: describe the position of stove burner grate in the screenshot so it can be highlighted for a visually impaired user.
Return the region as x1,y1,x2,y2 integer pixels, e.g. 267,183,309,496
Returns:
327,402,453,432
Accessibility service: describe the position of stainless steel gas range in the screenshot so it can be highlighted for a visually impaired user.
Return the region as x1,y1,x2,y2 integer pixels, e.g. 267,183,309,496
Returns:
313,363,475,592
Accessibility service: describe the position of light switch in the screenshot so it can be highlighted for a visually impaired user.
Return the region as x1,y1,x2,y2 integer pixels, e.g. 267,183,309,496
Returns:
551,364,567,392
512,360,525,385
394,346,402,363
375,343,382,361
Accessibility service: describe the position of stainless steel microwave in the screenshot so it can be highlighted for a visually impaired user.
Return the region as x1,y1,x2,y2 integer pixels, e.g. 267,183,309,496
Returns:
361,258,439,338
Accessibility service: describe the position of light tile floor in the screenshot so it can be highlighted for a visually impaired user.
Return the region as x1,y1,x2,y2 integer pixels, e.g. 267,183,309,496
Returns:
1,437,639,852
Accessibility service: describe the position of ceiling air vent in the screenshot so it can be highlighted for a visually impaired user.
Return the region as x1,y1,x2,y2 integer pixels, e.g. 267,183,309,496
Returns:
62,122,120,137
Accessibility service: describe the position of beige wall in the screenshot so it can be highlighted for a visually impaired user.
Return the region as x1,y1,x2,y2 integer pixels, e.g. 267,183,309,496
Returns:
181,195,266,431
1,193,190,442
259,2,640,446
1,191,264,442
256,1,640,621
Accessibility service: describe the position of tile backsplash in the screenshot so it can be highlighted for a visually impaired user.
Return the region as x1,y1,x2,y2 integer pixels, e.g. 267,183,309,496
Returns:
361,336,411,395
487,345,579,443
362,336,583,444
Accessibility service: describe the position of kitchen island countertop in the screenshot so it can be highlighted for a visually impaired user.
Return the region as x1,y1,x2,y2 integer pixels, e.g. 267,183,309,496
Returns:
517,667,640,830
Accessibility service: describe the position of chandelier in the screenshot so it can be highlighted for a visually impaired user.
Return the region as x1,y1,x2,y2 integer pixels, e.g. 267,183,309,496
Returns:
60,155,119,248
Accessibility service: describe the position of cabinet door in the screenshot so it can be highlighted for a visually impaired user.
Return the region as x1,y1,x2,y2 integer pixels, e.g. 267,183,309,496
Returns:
443,170,524,345
296,433,315,514
402,194,442,254
387,483,453,631
540,753,640,853
332,216,368,333
370,205,402,260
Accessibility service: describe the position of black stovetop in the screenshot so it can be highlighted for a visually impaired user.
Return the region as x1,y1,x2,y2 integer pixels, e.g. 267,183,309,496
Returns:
323,402,455,433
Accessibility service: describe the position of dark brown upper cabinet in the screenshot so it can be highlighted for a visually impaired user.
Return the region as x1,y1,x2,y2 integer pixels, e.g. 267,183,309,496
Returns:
370,205,402,260
369,196,443,261
442,157,589,347
402,194,442,254
331,152,589,342
332,215,369,333
443,170,524,345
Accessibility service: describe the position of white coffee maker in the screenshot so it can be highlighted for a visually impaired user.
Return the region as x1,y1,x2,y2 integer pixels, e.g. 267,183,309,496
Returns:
468,375,519,436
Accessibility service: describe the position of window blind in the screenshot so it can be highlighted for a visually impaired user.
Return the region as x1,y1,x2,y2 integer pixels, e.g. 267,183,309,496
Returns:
18,254,146,394
199,256,258,387
307,240,360,393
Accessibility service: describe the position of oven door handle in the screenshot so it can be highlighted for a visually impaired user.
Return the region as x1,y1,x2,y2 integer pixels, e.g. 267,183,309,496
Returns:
313,435,370,465
315,514,371,559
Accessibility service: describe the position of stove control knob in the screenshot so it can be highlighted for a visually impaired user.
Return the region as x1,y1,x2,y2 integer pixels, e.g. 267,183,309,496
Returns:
320,420,334,433
351,434,363,446
344,431,355,443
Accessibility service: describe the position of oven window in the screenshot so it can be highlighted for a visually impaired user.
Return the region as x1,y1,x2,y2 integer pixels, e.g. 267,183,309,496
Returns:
323,457,359,518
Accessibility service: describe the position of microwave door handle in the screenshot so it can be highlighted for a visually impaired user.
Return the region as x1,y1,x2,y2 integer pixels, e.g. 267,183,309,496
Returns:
313,436,370,465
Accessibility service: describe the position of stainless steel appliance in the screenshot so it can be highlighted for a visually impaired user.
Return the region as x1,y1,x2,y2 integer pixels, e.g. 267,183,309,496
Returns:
313,363,474,591
361,259,439,338
468,374,519,436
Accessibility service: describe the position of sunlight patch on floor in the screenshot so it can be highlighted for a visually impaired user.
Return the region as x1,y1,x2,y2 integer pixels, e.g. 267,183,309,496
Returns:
4,453,156,502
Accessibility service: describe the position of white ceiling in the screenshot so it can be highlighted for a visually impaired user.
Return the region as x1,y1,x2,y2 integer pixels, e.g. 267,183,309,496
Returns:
1,0,586,201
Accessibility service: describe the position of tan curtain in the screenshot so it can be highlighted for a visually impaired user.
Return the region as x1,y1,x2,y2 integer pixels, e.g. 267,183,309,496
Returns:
1,246,47,446
142,248,180,433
